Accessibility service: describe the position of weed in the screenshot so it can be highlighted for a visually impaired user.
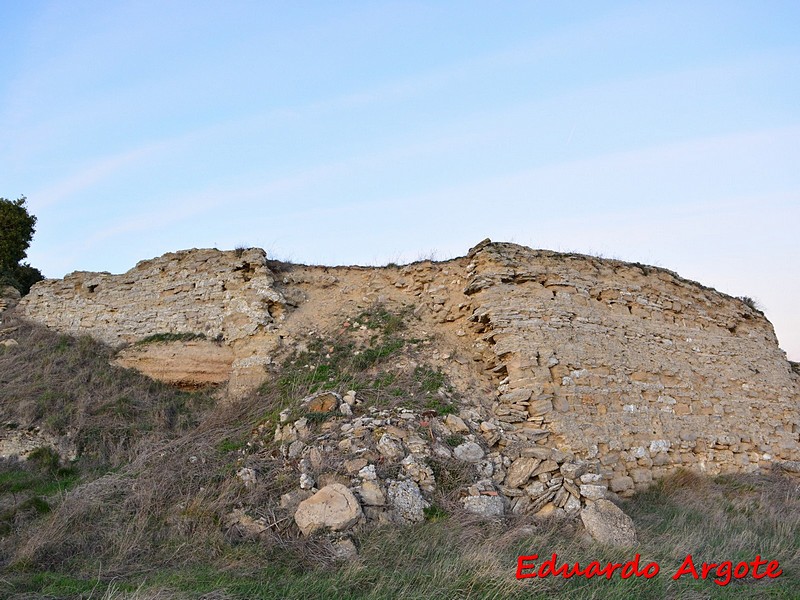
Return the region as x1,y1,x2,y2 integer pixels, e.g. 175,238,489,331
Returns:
303,411,338,424
445,434,465,448
425,456,475,507
217,437,246,454
414,366,446,393
17,495,51,515
27,447,60,473
423,397,457,415
737,296,762,312
423,503,448,521
352,337,404,369
357,302,409,335
54,335,70,353
370,372,397,389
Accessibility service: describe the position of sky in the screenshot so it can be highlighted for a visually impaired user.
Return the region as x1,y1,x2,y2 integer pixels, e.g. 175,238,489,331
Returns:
1,1,798,360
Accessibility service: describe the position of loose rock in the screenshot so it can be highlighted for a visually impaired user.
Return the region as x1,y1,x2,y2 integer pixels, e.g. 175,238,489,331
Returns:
294,484,363,536
580,499,637,547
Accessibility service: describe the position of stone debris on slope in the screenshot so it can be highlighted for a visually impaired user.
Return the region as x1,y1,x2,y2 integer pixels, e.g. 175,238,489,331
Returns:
247,397,622,538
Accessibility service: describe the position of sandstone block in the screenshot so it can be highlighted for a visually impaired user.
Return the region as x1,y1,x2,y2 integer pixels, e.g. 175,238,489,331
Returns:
304,391,340,413
579,484,607,500
444,414,469,433
609,476,634,493
453,441,484,463
387,480,428,524
377,434,404,461
504,457,541,488
629,468,653,484
356,481,386,506
500,388,533,404
532,459,559,476
294,484,363,536
580,499,637,546
462,495,505,518
560,462,587,480
527,396,553,417
521,447,552,460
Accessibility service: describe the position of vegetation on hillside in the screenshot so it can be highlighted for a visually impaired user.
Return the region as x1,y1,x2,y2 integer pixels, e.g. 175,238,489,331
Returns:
0,305,797,599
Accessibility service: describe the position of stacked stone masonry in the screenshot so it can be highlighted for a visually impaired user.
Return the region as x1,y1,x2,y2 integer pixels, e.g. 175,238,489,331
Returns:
18,241,800,502
463,241,799,493
18,248,284,346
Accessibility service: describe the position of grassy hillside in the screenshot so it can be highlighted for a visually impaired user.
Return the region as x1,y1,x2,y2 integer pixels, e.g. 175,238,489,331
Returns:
0,308,798,599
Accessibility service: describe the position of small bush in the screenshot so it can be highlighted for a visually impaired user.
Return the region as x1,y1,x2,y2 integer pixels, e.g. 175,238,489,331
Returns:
737,296,761,312
304,410,338,424
216,438,245,454
27,447,60,473
357,303,408,335
352,337,404,369
423,503,448,521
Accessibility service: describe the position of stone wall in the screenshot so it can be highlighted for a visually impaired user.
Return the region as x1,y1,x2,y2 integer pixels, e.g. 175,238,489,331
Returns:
17,240,800,497
463,241,799,494
18,248,285,346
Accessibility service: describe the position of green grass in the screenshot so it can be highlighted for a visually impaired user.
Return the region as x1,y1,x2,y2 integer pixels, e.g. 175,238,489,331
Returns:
357,303,409,335
271,302,452,416
303,410,339,423
444,434,465,448
353,337,405,369
0,453,81,537
217,437,247,454
5,473,797,599
0,466,79,498
414,366,446,393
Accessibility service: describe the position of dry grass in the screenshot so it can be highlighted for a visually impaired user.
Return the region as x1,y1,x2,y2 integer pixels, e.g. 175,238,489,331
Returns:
1,310,798,598
0,311,215,468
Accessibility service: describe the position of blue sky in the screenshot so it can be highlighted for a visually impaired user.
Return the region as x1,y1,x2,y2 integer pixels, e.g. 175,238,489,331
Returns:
2,1,799,359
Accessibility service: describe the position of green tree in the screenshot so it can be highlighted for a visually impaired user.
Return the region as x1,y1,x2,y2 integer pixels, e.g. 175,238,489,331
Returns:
0,196,44,294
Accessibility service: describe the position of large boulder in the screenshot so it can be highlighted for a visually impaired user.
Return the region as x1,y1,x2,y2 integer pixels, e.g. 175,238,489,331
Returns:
580,499,637,547
294,483,363,536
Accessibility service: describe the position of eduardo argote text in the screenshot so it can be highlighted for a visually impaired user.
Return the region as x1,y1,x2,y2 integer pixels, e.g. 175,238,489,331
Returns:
516,553,782,586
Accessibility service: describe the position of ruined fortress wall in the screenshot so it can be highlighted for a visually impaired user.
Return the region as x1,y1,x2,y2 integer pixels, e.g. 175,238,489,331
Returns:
18,248,285,346
17,241,799,494
464,242,799,492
